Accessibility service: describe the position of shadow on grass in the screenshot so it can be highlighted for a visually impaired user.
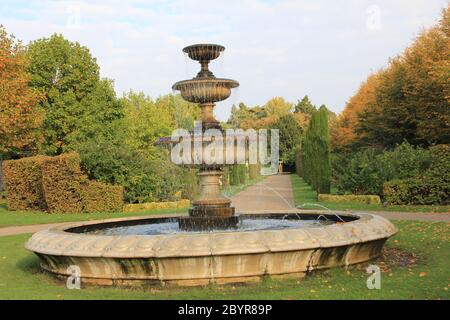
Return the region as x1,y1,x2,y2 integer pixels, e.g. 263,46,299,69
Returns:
16,254,41,274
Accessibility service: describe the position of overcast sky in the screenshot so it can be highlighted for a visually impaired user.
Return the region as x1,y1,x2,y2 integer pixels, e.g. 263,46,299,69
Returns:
1,0,447,120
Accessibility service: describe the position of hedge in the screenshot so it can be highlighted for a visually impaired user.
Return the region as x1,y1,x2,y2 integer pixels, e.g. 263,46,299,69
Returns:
2,155,49,211
318,194,381,204
123,199,189,213
41,152,85,213
383,144,450,205
81,181,124,213
3,152,124,213
248,164,260,180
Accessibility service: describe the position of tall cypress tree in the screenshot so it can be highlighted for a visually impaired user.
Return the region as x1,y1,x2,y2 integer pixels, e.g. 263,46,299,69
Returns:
301,106,331,193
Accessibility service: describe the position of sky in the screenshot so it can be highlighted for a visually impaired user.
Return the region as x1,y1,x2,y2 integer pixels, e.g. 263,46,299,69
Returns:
0,0,447,120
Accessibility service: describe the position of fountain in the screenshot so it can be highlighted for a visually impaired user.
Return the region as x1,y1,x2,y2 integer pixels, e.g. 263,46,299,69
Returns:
25,44,397,286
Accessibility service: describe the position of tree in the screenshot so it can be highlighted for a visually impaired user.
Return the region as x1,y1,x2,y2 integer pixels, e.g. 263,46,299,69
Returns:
270,114,303,166
336,6,450,150
294,95,316,115
0,26,44,159
264,97,293,119
301,106,331,193
26,34,123,155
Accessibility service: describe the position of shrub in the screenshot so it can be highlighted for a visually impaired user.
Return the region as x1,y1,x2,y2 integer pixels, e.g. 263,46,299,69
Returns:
248,164,260,180
123,199,189,213
333,142,431,197
229,166,240,186
238,164,248,184
81,181,123,213
77,138,186,203
2,155,49,210
40,152,85,213
384,144,450,205
318,194,381,204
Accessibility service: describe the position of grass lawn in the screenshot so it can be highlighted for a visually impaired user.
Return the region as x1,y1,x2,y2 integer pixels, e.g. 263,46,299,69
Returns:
0,220,448,299
0,204,188,228
291,175,450,213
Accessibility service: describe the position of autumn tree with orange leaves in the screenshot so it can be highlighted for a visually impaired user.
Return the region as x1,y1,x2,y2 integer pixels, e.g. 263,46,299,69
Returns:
0,26,43,159
334,6,449,150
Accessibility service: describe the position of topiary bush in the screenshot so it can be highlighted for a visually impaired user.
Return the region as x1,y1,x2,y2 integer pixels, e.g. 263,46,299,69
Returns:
2,155,49,211
40,152,85,213
81,180,123,213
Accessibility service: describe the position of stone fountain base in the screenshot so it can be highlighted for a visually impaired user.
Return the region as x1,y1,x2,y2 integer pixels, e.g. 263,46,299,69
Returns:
25,211,397,287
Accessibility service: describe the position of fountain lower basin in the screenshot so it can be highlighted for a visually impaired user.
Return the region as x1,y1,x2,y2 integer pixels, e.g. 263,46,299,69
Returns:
25,211,397,287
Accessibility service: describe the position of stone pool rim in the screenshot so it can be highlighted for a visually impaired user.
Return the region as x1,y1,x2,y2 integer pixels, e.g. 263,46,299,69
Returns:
24,210,398,286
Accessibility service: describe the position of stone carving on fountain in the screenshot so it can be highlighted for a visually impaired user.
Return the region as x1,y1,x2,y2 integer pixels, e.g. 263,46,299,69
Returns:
172,44,240,231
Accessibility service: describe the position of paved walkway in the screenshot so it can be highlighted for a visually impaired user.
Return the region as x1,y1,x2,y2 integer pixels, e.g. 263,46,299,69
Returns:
231,174,296,211
0,174,448,236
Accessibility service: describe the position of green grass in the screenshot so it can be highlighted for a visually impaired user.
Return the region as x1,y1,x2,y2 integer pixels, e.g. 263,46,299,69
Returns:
0,220,448,299
0,204,188,227
291,175,450,213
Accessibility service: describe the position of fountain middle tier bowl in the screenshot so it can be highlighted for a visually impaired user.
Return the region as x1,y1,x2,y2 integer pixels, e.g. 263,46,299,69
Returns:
25,211,397,287
172,78,239,104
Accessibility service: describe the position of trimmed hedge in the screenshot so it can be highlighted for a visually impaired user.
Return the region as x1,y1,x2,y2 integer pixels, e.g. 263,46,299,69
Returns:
3,152,123,213
81,181,123,213
2,155,49,211
318,194,381,204
123,199,189,213
248,164,260,180
41,152,85,213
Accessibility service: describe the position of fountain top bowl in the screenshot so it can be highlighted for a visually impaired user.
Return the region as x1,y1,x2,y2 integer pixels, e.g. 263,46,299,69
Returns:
183,44,225,61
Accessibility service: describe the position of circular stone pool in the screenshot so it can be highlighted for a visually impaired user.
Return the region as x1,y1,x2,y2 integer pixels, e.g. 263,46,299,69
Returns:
25,211,397,286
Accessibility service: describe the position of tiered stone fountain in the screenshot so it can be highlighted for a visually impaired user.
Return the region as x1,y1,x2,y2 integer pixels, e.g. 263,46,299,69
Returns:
25,44,397,286
172,44,239,231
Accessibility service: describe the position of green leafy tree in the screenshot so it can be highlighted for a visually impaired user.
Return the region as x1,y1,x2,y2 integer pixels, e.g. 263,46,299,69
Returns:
294,95,316,115
26,34,123,155
270,114,303,167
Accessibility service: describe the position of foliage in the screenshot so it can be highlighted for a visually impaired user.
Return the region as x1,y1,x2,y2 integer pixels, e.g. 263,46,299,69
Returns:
335,7,450,150
301,106,331,193
248,164,260,180
270,114,303,166
384,144,450,205
26,34,123,155
333,142,432,197
264,96,293,119
123,199,189,213
0,26,44,159
3,152,123,213
2,155,49,210
81,181,123,213
294,95,316,115
318,194,381,204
